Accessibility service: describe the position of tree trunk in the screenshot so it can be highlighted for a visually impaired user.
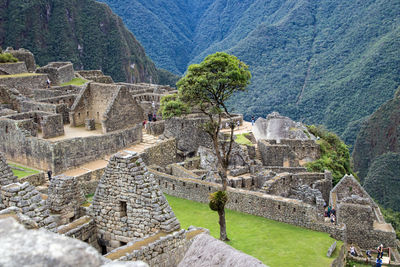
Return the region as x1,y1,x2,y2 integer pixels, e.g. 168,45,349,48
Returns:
218,206,229,241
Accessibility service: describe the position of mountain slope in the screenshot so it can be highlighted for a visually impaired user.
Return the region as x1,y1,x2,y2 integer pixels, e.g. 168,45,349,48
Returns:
98,0,400,144
0,0,159,83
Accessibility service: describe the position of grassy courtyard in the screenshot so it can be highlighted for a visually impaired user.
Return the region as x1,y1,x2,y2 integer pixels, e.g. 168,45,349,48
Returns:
165,194,341,267
61,77,88,86
9,163,40,178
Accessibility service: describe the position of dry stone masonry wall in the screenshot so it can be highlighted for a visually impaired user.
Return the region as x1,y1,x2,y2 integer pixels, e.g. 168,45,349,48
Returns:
91,151,180,252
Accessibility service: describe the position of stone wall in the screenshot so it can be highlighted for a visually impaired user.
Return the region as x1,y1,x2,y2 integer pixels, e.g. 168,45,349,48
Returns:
21,100,70,124
258,140,299,167
0,152,17,186
57,216,100,251
0,182,57,231
0,62,28,75
0,119,142,174
280,139,320,163
6,48,36,72
0,74,48,96
102,86,144,133
19,172,46,186
145,121,165,136
47,175,85,224
106,229,188,266
75,168,105,195
36,62,74,85
91,152,180,253
141,138,177,167
41,112,64,138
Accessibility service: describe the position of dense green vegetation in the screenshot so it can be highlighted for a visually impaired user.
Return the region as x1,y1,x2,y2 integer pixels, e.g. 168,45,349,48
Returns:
306,125,355,185
380,206,400,239
0,52,18,63
0,0,160,83
9,163,40,178
166,194,341,267
99,0,400,145
363,153,400,212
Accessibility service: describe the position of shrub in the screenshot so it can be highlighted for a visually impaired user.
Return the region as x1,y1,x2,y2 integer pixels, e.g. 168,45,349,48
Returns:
0,53,18,63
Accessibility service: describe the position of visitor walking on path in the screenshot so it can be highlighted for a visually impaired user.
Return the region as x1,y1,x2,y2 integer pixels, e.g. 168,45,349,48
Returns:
47,169,52,181
251,116,255,126
46,78,51,88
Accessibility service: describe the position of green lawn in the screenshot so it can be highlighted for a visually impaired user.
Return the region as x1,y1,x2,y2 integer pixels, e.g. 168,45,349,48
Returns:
165,194,341,267
235,133,254,146
9,163,40,178
61,77,88,86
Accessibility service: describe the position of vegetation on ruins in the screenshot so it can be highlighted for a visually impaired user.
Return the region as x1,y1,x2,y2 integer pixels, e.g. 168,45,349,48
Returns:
98,0,400,147
60,77,88,86
159,94,189,119
305,125,355,186
162,52,251,241
166,194,341,267
0,52,18,63
9,163,40,178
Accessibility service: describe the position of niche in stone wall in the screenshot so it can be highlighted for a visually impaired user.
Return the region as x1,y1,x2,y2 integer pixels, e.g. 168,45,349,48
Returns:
120,201,127,217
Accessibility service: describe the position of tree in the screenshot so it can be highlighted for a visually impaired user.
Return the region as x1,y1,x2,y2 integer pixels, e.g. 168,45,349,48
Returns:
164,52,251,241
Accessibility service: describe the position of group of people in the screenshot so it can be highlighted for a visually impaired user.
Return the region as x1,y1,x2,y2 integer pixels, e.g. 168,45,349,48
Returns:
324,204,336,224
349,244,385,267
143,113,157,129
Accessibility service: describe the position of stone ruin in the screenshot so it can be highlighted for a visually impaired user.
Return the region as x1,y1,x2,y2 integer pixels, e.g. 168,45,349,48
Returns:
91,151,180,252
0,152,17,187
4,47,36,72
36,62,75,85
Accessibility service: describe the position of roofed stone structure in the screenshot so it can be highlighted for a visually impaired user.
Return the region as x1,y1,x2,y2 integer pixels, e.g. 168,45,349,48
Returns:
91,151,180,253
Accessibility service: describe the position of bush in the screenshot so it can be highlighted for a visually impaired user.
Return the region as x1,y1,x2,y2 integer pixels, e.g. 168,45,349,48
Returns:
0,53,18,63
306,125,356,185
160,93,189,119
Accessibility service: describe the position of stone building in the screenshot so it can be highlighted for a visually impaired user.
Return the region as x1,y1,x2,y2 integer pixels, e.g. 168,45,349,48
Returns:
70,82,144,133
5,47,36,72
0,152,17,187
91,151,180,253
36,62,74,85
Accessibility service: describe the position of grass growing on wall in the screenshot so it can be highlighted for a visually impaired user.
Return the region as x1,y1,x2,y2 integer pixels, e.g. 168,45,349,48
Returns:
60,77,88,86
9,163,40,178
165,194,341,267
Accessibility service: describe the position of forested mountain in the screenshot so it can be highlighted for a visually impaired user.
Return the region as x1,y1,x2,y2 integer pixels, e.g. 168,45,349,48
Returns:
0,0,161,83
353,88,400,211
99,0,400,144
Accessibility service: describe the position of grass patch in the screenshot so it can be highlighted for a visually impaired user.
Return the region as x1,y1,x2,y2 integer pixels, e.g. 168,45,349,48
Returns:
82,193,94,207
165,194,342,267
235,133,254,146
9,163,40,178
61,77,88,86
0,73,43,78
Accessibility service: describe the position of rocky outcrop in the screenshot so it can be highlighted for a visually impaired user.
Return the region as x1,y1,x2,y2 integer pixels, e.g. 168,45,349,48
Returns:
0,217,149,267
178,233,267,267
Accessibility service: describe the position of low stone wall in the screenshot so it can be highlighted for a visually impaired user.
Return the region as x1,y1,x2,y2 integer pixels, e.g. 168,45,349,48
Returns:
0,74,48,96
169,164,199,179
58,216,100,251
0,120,142,174
75,168,105,195
331,243,346,267
141,138,177,167
146,120,165,136
107,229,189,266
19,172,46,186
6,48,36,72
0,62,28,75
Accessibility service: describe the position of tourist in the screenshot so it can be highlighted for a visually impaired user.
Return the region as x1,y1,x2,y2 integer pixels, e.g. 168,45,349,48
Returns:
143,119,147,129
330,213,336,224
251,116,255,126
327,205,332,217
148,113,153,122
46,78,51,88
350,245,356,256
366,250,372,258
153,113,157,122
152,101,155,111
236,120,240,129
47,169,52,181
376,257,382,267
377,244,384,259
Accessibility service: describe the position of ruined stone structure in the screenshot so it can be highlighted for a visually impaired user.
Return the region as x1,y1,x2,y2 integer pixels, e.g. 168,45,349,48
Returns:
47,175,85,225
91,151,180,253
0,62,28,75
5,47,36,72
77,70,114,84
36,62,74,85
70,83,144,133
0,152,17,186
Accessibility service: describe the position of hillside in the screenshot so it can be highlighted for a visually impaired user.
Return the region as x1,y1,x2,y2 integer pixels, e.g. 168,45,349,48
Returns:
0,0,159,83
99,0,400,144
353,88,400,211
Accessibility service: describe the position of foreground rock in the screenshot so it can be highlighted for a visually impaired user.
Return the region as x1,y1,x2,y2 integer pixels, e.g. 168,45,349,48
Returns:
0,217,148,267
178,233,267,267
